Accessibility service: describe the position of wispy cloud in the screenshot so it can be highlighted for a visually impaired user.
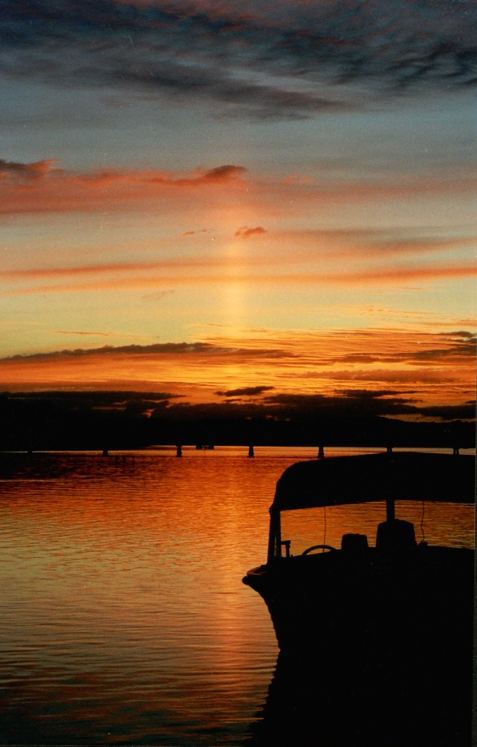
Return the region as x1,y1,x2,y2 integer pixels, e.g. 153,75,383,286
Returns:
235,226,267,239
1,156,475,219
268,172,477,207
56,330,113,337
0,159,247,216
323,263,477,285
2,1,475,120
182,228,209,237
2,224,474,294
4,260,476,296
0,341,290,364
217,385,274,397
0,158,56,180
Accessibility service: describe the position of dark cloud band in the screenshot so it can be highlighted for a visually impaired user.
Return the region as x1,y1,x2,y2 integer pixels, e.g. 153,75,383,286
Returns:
1,1,475,119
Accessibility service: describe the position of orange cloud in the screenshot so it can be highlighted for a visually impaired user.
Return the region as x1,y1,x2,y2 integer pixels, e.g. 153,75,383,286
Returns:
324,263,477,284
1,157,476,219
234,225,267,238
272,172,477,202
0,158,56,180
0,253,294,283
181,228,209,236
3,260,476,296
271,229,476,257
0,161,248,215
56,330,113,337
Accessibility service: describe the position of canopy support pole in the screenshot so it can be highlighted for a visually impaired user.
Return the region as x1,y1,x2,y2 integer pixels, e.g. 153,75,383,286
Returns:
386,497,395,522
267,508,281,563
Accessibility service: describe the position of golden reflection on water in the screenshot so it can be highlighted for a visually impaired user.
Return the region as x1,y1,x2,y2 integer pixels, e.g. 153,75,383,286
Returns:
0,448,474,744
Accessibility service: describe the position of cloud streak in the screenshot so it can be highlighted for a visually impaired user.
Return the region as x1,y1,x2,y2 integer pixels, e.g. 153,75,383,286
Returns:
3,261,476,296
217,385,275,397
1,341,290,364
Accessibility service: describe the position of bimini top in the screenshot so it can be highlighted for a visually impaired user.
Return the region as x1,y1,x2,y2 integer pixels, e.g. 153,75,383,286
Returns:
273,452,475,511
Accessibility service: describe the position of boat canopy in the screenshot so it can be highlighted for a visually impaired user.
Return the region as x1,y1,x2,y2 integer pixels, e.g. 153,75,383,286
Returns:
272,452,475,512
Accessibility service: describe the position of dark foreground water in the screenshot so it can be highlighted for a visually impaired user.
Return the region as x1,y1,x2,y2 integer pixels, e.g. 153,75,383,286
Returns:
0,447,474,745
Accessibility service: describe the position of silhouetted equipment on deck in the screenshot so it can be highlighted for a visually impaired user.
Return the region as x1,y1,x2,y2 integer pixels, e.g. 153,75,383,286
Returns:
248,444,255,458
243,451,475,746
340,532,368,553
376,517,416,551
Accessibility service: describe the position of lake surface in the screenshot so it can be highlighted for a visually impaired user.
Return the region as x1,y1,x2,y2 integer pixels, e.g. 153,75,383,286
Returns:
0,447,474,745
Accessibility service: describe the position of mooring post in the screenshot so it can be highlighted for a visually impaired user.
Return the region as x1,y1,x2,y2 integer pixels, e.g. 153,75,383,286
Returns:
176,444,182,457
102,448,109,457
317,445,325,459
248,444,255,458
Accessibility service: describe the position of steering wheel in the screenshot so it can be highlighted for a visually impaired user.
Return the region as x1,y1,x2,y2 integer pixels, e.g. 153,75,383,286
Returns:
302,544,336,555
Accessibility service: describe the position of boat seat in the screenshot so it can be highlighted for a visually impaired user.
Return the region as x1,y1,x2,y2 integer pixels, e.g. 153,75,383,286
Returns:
341,533,369,552
376,519,417,552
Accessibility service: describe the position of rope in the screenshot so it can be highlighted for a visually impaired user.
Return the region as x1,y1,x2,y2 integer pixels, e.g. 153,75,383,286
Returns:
420,500,426,542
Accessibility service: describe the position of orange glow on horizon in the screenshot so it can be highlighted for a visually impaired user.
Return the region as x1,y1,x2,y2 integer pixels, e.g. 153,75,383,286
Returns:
0,328,474,409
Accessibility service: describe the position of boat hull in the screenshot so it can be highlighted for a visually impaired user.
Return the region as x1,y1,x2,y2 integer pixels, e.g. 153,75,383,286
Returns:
244,546,473,671
245,547,474,745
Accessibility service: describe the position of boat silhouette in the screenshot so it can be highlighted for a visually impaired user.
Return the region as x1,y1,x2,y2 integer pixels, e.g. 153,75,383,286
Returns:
243,451,475,746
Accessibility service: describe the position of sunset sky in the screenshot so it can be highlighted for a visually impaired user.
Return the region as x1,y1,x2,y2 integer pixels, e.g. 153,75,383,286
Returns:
1,1,476,417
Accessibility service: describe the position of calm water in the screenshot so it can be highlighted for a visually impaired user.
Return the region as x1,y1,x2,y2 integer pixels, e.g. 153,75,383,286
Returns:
0,447,474,745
